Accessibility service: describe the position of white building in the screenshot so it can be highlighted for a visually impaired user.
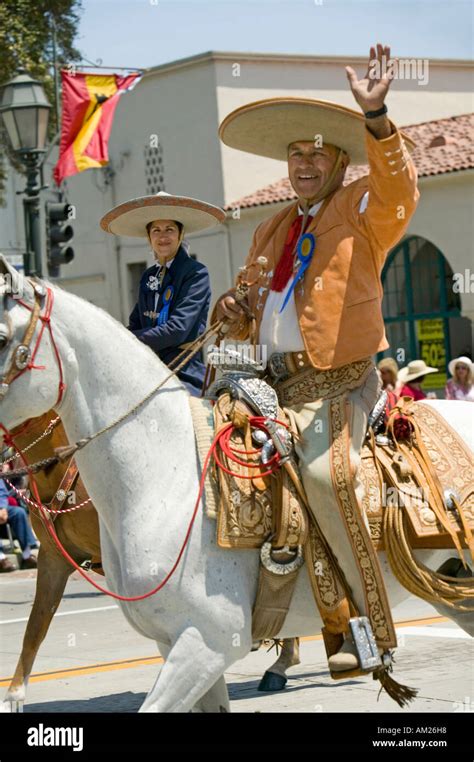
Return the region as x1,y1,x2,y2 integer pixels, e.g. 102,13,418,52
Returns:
1,51,473,384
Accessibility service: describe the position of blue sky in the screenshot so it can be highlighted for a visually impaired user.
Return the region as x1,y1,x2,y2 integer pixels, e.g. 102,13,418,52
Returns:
76,0,473,71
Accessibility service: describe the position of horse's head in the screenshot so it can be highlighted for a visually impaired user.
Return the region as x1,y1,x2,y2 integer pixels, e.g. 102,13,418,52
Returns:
0,255,66,437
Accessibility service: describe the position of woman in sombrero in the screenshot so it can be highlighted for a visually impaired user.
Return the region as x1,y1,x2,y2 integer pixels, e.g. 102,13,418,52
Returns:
397,359,438,400
101,192,225,396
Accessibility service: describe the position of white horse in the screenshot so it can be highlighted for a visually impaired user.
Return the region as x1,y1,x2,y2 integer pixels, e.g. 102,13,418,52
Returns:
0,256,471,713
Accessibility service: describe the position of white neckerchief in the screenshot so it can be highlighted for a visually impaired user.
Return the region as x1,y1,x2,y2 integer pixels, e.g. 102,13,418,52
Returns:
259,201,323,355
259,192,369,356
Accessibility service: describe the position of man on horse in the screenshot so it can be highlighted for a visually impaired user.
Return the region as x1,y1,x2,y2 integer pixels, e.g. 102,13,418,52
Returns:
213,44,420,672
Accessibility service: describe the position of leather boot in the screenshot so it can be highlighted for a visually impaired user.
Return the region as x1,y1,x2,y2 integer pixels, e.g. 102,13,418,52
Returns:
328,637,359,672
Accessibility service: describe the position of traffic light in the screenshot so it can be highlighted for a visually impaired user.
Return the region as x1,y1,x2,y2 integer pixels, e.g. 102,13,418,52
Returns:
45,202,74,277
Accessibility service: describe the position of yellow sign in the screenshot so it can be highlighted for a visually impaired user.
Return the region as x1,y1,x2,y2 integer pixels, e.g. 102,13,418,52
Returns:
416,319,446,389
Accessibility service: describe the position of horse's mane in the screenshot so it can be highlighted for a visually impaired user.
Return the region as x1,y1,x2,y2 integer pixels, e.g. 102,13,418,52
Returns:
46,278,170,369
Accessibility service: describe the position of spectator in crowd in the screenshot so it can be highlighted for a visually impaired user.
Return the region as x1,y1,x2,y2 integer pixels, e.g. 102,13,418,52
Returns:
0,466,38,573
397,359,438,401
445,356,474,401
377,357,400,393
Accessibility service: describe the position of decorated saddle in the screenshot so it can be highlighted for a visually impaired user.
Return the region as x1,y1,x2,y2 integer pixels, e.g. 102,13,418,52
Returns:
189,358,474,639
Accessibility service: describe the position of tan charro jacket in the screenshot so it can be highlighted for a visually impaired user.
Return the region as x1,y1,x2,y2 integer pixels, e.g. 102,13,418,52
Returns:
215,122,420,370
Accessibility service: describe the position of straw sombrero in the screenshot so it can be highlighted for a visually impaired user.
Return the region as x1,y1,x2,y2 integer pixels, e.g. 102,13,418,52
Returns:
398,360,438,385
100,191,226,238
219,97,416,165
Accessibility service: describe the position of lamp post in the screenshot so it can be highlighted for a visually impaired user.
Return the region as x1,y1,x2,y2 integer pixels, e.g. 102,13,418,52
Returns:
0,69,51,276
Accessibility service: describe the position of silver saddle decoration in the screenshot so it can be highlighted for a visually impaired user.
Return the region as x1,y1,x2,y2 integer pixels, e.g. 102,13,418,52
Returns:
349,616,384,671
366,389,389,443
206,346,278,420
207,347,303,572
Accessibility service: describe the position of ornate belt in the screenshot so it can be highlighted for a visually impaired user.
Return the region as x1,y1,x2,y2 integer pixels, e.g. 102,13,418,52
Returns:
270,356,374,407
267,350,312,382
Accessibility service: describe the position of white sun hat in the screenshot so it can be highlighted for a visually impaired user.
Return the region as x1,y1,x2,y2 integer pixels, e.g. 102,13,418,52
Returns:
448,356,474,377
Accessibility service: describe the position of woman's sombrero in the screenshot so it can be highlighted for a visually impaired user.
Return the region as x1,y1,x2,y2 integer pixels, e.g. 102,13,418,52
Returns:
398,360,438,384
219,97,416,165
100,191,226,238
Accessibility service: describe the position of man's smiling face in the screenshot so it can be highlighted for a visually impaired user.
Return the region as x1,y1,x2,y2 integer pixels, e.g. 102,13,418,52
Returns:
287,141,348,204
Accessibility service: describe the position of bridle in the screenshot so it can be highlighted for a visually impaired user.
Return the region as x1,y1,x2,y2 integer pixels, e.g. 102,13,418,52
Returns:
0,279,66,413
0,275,223,600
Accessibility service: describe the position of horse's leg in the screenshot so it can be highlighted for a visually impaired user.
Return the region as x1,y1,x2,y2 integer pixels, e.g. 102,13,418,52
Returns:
258,637,301,692
2,545,73,712
191,675,230,713
140,626,246,713
153,640,229,713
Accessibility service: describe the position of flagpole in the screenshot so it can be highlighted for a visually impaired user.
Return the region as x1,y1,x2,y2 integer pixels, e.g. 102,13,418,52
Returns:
53,62,145,73
50,17,61,133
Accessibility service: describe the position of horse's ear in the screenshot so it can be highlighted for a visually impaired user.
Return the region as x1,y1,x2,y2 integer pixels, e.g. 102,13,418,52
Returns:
0,254,30,300
0,255,11,275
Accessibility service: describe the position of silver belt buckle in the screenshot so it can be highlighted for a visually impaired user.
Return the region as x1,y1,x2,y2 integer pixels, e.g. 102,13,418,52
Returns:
268,352,289,382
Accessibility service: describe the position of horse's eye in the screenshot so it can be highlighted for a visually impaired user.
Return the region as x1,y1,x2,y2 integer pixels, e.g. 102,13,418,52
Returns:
0,335,9,351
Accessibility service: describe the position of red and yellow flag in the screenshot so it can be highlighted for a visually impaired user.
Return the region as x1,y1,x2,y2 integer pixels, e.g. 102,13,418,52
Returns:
53,71,141,186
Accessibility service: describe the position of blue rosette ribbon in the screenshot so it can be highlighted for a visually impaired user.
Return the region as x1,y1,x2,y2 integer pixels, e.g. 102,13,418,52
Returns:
279,232,316,313
157,285,174,325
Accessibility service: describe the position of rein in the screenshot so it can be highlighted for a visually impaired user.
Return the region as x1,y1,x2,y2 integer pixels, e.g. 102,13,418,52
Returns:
0,279,230,599
0,281,289,599
0,276,225,476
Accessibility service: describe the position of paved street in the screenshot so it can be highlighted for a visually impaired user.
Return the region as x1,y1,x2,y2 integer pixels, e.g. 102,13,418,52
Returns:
0,568,472,713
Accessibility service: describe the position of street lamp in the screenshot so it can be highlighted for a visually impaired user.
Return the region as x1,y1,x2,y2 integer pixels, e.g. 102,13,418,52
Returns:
0,69,52,276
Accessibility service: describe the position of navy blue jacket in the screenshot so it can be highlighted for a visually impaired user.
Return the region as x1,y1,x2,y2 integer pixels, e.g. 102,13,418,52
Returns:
128,246,211,395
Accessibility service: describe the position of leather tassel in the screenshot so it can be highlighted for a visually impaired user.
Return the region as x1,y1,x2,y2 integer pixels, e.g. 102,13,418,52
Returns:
373,659,418,708
54,438,90,462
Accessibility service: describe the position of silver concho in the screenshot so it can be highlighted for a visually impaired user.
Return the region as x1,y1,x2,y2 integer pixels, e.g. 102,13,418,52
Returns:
56,489,67,503
14,344,31,371
444,488,461,511
267,352,290,382
260,541,304,575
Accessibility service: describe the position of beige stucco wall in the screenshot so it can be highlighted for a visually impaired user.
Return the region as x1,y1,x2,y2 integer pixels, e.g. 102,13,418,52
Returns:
1,51,472,326
214,54,474,203
219,169,474,318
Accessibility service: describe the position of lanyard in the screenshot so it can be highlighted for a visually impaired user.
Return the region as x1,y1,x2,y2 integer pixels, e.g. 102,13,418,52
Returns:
152,265,166,321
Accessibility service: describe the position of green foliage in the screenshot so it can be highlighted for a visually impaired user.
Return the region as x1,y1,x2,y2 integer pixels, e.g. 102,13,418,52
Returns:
0,0,83,203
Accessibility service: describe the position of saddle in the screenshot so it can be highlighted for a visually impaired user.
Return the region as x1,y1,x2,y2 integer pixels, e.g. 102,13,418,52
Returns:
362,394,474,556
190,356,474,637
190,348,354,647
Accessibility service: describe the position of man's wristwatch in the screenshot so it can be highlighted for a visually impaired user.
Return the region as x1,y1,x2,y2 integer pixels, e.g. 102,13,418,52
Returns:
364,104,388,119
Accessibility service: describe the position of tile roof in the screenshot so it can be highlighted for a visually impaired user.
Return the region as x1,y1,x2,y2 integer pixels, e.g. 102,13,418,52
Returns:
228,112,474,210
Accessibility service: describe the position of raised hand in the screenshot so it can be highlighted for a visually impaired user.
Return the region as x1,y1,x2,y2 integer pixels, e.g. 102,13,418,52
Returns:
345,44,395,114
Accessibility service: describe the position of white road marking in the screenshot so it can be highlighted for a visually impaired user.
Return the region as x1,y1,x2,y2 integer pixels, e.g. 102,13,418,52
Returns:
0,605,119,625
396,626,471,639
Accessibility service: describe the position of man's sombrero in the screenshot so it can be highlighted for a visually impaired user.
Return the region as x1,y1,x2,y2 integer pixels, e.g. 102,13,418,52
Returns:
219,97,416,165
100,191,226,238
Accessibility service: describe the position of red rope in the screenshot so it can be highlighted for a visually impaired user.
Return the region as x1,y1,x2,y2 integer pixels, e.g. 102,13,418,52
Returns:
0,284,288,598
1,415,286,599
212,416,287,479
2,424,215,601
